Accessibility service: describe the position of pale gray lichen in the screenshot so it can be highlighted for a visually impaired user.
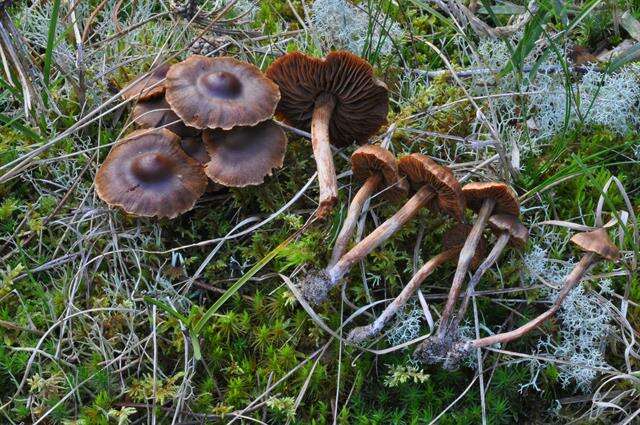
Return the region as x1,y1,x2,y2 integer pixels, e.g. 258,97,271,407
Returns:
386,300,423,346
309,0,402,56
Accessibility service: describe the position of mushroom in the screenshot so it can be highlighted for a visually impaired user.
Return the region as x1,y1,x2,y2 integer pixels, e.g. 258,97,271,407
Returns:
301,153,463,304
329,145,407,267
179,135,225,193
132,96,199,137
165,55,280,130
121,62,171,102
266,51,389,217
450,214,528,331
95,128,207,218
203,120,287,187
438,182,519,337
451,227,619,355
347,224,487,343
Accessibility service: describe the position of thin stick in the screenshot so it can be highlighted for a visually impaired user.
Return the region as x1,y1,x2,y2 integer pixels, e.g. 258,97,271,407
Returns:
329,174,382,268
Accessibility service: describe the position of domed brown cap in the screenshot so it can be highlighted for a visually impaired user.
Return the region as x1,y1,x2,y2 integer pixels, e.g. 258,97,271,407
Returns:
398,154,464,221
488,214,529,248
132,96,199,137
165,55,280,130
571,228,619,261
443,224,487,270
463,182,519,216
351,145,406,202
266,51,389,147
122,62,170,102
203,120,287,187
95,128,207,218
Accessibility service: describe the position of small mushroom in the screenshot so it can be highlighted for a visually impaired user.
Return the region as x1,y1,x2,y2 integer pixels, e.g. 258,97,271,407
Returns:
203,120,287,187
165,55,280,130
301,153,463,304
328,145,407,267
95,128,207,218
459,227,618,351
439,182,519,336
121,62,171,102
132,96,199,137
347,224,486,344
450,214,528,330
266,51,389,217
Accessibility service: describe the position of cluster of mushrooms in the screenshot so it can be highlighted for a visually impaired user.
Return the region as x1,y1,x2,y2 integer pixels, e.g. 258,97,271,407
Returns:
95,50,387,219
94,50,621,370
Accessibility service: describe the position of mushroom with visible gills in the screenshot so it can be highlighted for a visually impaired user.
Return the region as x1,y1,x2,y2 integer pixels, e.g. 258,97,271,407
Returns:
203,120,287,187
301,153,464,304
347,224,487,343
439,182,519,337
266,51,389,217
329,145,407,267
95,128,208,218
453,227,618,352
165,55,280,130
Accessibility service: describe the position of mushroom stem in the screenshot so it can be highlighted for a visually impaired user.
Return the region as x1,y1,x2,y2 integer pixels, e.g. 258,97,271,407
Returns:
468,252,596,349
347,247,460,343
329,173,383,268
326,185,435,288
439,198,496,338
311,94,338,218
451,232,510,330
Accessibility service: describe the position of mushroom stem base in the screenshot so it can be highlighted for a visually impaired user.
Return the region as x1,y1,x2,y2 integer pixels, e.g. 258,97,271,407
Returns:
329,173,382,268
311,95,338,219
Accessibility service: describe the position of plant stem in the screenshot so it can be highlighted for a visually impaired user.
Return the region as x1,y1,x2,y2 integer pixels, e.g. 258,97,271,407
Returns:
311,94,338,219
329,173,382,268
439,198,495,338
326,185,435,287
348,247,459,343
470,252,596,348
452,232,510,330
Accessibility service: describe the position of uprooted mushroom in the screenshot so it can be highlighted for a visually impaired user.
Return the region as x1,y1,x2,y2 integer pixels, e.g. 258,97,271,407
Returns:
301,153,464,304
267,51,389,218
347,224,486,344
415,227,619,369
329,145,407,268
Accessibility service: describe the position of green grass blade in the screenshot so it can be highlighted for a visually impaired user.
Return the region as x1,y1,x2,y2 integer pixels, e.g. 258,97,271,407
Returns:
43,0,62,88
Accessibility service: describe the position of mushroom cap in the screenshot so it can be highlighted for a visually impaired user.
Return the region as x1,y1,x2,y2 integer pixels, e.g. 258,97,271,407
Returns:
570,228,620,261
179,135,209,165
462,182,519,216
488,214,529,248
351,145,406,202
203,120,287,187
397,154,465,221
95,128,207,218
132,96,199,138
165,55,280,130
266,51,389,147
122,62,170,102
443,224,487,270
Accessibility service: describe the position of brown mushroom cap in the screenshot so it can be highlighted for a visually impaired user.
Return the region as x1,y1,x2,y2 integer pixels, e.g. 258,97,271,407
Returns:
95,128,207,218
165,55,280,130
443,224,487,270
351,145,406,202
203,120,287,187
122,62,170,102
571,228,620,261
463,182,520,216
266,51,389,147
132,96,199,138
488,214,529,248
180,135,209,165
398,153,464,221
